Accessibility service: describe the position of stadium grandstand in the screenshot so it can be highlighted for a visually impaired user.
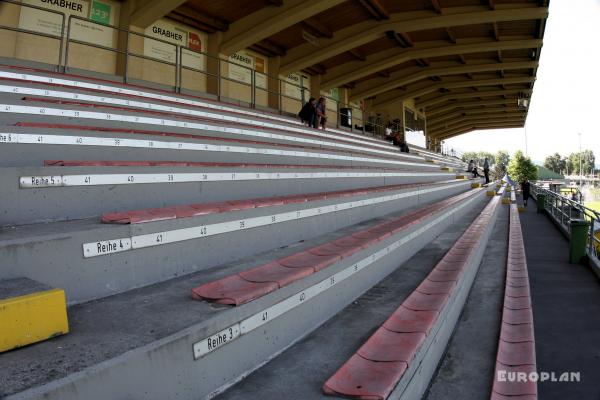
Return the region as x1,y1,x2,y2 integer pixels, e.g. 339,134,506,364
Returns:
1,1,598,400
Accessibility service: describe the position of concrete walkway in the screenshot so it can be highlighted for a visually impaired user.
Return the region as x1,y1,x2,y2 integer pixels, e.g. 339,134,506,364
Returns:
520,204,600,399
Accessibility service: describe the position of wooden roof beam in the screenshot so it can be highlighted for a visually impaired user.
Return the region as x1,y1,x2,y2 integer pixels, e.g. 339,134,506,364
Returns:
427,98,520,117
418,88,532,109
220,0,345,55
386,30,413,48
358,0,390,21
303,18,333,38
168,7,229,33
321,38,542,89
348,49,367,61
280,6,548,75
373,76,535,107
249,40,287,57
429,114,526,132
131,0,188,28
350,60,538,100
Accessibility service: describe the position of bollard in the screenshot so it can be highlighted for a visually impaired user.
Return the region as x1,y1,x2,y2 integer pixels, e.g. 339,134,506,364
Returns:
569,219,590,264
536,193,546,213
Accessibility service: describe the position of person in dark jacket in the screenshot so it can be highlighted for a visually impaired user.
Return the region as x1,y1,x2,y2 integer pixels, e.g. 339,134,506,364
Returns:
299,98,317,128
483,158,490,184
316,97,327,129
521,179,531,206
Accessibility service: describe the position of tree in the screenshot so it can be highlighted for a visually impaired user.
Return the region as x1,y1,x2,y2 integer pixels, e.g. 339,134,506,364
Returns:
461,151,495,166
566,150,595,175
507,150,537,183
543,153,566,174
492,150,510,180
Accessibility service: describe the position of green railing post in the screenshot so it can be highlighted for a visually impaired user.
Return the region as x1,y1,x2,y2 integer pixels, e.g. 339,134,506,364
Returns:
537,193,546,214
569,219,590,264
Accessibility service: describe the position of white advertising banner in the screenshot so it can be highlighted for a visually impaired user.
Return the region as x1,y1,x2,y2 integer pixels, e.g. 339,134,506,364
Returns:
228,51,254,85
18,0,115,47
143,19,205,70
281,73,308,100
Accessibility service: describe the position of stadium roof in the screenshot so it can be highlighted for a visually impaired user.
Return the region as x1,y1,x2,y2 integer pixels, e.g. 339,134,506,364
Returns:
132,0,549,139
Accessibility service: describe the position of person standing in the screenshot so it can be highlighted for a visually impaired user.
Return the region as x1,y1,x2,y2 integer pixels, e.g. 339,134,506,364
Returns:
316,97,327,129
483,158,490,184
521,179,531,206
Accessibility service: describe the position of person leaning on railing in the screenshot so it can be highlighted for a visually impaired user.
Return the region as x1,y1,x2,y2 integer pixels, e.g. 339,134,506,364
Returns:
316,97,327,129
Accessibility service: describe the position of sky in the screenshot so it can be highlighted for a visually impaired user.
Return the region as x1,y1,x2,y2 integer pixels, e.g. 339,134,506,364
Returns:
444,0,600,164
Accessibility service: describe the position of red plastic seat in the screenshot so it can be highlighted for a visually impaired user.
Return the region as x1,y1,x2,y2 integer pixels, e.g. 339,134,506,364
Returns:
322,354,407,400
239,261,313,288
497,341,536,366
506,269,529,279
357,328,425,363
278,251,341,272
332,235,378,250
435,260,466,271
502,307,533,325
282,195,308,204
191,275,278,306
499,322,534,343
254,197,285,208
173,205,211,218
224,200,256,211
416,279,456,295
309,243,360,258
505,285,531,298
403,292,448,312
189,203,225,215
383,306,438,334
503,295,531,310
427,269,462,282
506,277,529,287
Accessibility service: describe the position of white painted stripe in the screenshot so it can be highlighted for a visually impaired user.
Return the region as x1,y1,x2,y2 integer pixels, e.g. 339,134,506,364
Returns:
19,171,453,188
0,84,419,161
0,130,440,169
192,190,482,358
0,70,390,148
82,182,469,257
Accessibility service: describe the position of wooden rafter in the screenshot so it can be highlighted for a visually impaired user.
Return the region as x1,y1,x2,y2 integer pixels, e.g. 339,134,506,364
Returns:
302,18,333,38
357,0,390,20
347,49,366,61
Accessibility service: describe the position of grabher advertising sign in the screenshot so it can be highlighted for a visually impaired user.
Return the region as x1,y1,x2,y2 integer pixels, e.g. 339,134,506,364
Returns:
143,18,206,71
19,0,116,48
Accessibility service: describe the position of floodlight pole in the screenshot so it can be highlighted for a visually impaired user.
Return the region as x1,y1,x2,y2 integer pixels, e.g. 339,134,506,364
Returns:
524,124,528,156
578,132,582,188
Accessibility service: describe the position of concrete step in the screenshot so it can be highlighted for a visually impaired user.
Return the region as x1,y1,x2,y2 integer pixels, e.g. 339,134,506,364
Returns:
0,82,406,161
218,195,501,400
2,163,455,226
0,119,440,170
0,180,476,304
0,187,488,400
0,65,408,155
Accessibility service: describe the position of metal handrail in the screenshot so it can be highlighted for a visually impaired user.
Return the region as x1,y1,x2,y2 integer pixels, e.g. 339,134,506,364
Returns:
0,0,65,68
531,182,600,260
1,2,451,148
